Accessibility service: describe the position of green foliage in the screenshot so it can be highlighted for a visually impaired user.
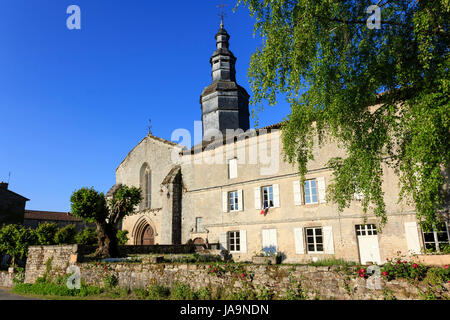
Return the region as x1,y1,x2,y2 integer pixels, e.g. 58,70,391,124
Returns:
0,224,38,266
13,279,102,297
170,282,197,300
75,227,98,245
308,258,357,267
147,284,171,300
54,224,77,244
284,276,307,300
70,188,109,224
36,222,58,245
117,230,129,246
237,0,450,229
380,255,428,281
103,274,118,289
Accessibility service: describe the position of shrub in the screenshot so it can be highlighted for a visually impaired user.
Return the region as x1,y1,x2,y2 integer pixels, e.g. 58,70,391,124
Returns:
195,287,212,300
103,274,118,289
54,224,77,244
75,227,98,245
170,282,196,300
147,284,170,300
117,230,129,246
36,222,58,245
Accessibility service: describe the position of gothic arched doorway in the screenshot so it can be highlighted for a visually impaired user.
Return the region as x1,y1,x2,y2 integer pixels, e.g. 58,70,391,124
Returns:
141,224,155,245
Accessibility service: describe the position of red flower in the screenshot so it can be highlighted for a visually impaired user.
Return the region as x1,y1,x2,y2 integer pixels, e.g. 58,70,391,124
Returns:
212,269,215,273
397,260,402,264
382,271,388,276
359,273,365,278
403,260,407,264
208,265,211,269
359,268,365,273
412,263,418,269
241,273,245,278
445,265,449,269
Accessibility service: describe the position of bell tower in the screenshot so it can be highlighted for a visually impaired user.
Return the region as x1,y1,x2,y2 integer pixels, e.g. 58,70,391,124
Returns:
200,19,250,137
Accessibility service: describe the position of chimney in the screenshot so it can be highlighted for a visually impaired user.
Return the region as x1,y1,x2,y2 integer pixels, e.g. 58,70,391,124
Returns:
0,182,8,190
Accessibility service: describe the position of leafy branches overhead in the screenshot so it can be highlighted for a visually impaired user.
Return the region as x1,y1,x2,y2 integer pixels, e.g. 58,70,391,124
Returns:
237,0,449,229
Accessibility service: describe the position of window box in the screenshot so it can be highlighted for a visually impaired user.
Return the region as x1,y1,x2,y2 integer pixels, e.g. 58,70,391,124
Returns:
252,255,279,265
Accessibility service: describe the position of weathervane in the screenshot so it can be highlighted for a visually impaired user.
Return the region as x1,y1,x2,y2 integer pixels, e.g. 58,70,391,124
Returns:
217,3,228,27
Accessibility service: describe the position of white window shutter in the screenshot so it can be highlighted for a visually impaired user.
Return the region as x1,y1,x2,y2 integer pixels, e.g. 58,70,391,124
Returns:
294,228,305,254
323,226,335,254
317,177,326,203
219,232,228,250
222,191,228,212
254,187,261,210
239,230,247,253
404,222,421,254
238,189,243,211
273,184,280,208
229,158,238,179
293,180,302,206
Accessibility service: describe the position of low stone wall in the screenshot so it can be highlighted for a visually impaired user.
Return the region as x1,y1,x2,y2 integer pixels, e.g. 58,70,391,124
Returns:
24,245,80,284
35,262,449,300
0,271,15,288
22,245,449,299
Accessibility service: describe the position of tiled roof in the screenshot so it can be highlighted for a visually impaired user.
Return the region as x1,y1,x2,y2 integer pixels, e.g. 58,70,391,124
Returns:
24,210,82,222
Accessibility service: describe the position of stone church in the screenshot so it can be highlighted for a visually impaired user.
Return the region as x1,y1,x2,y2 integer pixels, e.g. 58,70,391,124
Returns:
115,22,449,264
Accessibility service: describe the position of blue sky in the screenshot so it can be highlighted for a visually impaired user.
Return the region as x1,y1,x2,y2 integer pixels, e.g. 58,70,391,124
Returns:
0,0,291,212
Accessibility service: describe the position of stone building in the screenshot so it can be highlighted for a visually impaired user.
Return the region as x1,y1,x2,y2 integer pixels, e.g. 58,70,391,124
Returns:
117,23,450,264
0,182,29,226
23,210,94,231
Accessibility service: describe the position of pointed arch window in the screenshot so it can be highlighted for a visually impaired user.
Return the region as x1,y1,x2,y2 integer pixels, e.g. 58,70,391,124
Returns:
140,164,151,210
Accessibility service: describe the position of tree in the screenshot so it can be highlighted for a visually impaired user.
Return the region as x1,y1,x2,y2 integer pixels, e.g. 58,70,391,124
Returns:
54,224,77,244
35,222,59,245
0,224,38,267
237,0,449,230
70,185,142,258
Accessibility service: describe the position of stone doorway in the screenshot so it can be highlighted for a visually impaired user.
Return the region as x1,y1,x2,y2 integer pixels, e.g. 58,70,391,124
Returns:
141,224,155,245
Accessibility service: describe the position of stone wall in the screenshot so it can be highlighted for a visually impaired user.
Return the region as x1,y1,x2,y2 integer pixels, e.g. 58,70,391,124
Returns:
40,262,450,300
22,245,449,299
0,271,15,288
23,244,198,284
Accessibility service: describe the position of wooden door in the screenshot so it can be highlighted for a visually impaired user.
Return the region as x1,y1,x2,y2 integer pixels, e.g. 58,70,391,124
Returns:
141,225,154,245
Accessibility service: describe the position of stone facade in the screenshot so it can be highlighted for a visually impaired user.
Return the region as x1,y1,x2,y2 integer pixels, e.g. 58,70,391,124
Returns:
114,23,450,265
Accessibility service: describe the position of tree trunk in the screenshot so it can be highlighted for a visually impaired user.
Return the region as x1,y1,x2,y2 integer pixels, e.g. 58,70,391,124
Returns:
95,223,120,258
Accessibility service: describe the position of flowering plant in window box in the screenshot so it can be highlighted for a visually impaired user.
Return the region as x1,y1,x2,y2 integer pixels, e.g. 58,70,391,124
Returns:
252,247,281,265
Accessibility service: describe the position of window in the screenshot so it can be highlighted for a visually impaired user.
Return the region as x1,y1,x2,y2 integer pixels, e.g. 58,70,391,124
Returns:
228,158,238,179
356,224,378,236
305,227,323,253
140,164,151,210
229,191,239,211
422,223,449,252
304,179,318,204
262,186,274,208
195,217,203,233
228,231,240,252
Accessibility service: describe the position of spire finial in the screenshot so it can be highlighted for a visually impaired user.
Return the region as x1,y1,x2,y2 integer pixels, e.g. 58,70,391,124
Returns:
148,119,152,135
217,3,227,28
